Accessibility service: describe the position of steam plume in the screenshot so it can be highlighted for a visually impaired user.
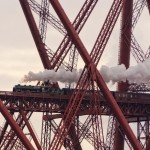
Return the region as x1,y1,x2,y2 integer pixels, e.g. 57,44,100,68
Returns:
100,58,150,84
22,67,82,84
22,59,150,84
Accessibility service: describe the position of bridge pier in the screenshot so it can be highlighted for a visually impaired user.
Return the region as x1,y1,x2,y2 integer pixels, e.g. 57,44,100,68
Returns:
116,0,133,149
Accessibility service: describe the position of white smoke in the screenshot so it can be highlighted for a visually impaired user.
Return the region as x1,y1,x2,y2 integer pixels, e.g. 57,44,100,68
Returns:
22,66,82,84
22,59,150,84
100,58,150,84
100,64,126,83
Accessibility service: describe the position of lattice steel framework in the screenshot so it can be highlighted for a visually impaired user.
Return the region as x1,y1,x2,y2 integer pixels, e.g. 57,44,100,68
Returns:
0,0,150,150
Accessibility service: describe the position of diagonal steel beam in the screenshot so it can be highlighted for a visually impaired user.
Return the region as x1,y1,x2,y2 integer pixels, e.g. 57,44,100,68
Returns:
0,100,35,150
20,110,42,150
28,0,66,35
39,0,49,43
0,122,9,145
49,0,142,150
1,111,32,150
19,0,71,70
49,0,122,144
28,0,65,35
19,0,51,69
48,0,132,149
49,0,98,70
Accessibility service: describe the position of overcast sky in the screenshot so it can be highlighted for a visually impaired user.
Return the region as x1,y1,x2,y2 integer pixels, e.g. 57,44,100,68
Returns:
0,1,149,102
0,1,149,149
0,0,116,91
0,1,149,91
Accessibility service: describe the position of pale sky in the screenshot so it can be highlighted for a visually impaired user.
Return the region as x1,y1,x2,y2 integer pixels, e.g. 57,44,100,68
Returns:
0,1,150,149
0,0,117,91
0,1,149,92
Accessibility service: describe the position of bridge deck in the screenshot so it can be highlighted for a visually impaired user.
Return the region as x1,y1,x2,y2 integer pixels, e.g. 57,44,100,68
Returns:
0,91,150,118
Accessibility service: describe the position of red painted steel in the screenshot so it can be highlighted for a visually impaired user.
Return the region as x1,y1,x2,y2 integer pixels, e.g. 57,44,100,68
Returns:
0,112,32,149
1,91,150,148
41,115,52,150
0,100,35,150
107,1,147,147
39,0,49,43
124,0,146,63
146,0,150,14
28,0,66,35
0,0,149,149
113,122,125,150
132,0,146,29
49,0,142,150
116,1,133,149
130,33,145,63
105,116,116,149
20,110,42,150
49,0,98,70
19,0,50,69
0,121,9,144
118,0,133,92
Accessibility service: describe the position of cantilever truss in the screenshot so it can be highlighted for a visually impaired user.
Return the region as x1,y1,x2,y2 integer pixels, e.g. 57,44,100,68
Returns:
0,0,150,149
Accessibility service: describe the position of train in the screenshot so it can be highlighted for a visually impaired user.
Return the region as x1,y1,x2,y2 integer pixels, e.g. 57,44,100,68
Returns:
12,83,73,95
12,83,121,96
13,83,149,101
13,84,48,93
12,83,115,101
12,83,102,97
13,81,60,93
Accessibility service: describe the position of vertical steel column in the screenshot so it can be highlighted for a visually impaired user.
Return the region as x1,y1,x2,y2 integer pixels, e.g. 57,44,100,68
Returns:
114,122,125,150
116,0,133,150
41,114,51,150
118,0,133,91
118,0,133,148
146,0,150,14
69,124,82,150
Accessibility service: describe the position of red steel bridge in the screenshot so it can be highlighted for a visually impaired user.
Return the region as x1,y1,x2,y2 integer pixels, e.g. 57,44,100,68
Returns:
0,0,150,149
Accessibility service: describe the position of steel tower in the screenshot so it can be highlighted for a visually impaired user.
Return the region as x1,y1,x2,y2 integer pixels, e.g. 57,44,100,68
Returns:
0,0,150,149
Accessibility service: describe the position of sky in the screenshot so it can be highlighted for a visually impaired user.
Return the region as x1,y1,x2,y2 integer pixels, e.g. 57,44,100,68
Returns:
0,0,149,91
0,0,117,91
0,0,150,149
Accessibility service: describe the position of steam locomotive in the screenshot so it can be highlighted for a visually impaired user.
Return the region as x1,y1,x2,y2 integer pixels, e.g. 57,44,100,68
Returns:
12,83,107,98
12,82,74,95
13,83,140,100
13,81,136,99
12,83,96,97
13,81,61,93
